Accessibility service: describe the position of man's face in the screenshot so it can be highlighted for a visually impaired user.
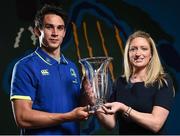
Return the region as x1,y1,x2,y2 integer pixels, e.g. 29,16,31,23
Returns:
39,14,66,50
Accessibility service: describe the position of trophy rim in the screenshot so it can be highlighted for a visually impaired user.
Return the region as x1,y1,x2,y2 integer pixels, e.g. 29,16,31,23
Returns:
79,56,113,62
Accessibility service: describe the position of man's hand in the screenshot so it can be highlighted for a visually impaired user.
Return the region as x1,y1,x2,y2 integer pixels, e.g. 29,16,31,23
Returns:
70,106,90,120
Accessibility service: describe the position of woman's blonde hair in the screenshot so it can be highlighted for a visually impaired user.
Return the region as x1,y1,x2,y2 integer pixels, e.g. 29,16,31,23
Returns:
123,30,166,87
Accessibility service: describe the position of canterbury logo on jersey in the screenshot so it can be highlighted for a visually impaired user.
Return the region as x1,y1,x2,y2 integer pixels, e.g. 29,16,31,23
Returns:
41,69,49,75
70,68,78,83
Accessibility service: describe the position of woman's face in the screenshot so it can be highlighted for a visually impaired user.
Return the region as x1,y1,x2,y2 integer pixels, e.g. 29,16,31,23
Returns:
128,37,152,70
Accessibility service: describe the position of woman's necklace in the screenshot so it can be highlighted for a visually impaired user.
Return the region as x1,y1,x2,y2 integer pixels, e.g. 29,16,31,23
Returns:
130,75,145,83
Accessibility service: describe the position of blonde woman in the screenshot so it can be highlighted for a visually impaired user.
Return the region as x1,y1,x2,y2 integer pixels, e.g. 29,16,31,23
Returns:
96,30,175,134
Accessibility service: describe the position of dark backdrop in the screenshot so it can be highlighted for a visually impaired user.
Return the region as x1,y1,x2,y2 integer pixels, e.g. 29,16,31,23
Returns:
0,0,179,134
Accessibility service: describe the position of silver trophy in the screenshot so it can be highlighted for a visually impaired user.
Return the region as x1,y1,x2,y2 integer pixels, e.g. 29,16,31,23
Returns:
79,57,113,111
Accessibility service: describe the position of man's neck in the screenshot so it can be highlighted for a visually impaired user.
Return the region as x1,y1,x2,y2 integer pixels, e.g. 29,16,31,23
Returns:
41,46,61,59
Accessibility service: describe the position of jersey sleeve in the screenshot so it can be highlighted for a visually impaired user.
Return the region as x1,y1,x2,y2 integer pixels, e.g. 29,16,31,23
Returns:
154,76,174,110
10,61,37,101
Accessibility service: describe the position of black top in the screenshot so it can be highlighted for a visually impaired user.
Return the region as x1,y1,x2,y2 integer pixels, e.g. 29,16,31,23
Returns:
110,75,174,134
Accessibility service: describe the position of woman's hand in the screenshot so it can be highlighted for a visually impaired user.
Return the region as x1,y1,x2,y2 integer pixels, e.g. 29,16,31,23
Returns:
102,102,126,114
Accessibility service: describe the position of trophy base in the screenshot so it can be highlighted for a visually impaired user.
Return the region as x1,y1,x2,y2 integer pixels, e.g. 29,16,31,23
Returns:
87,98,105,112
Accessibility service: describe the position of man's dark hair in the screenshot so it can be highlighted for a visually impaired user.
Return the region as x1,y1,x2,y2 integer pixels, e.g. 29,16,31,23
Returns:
34,4,68,29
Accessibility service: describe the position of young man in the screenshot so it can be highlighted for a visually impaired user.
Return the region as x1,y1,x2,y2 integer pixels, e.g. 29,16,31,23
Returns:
10,4,89,135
